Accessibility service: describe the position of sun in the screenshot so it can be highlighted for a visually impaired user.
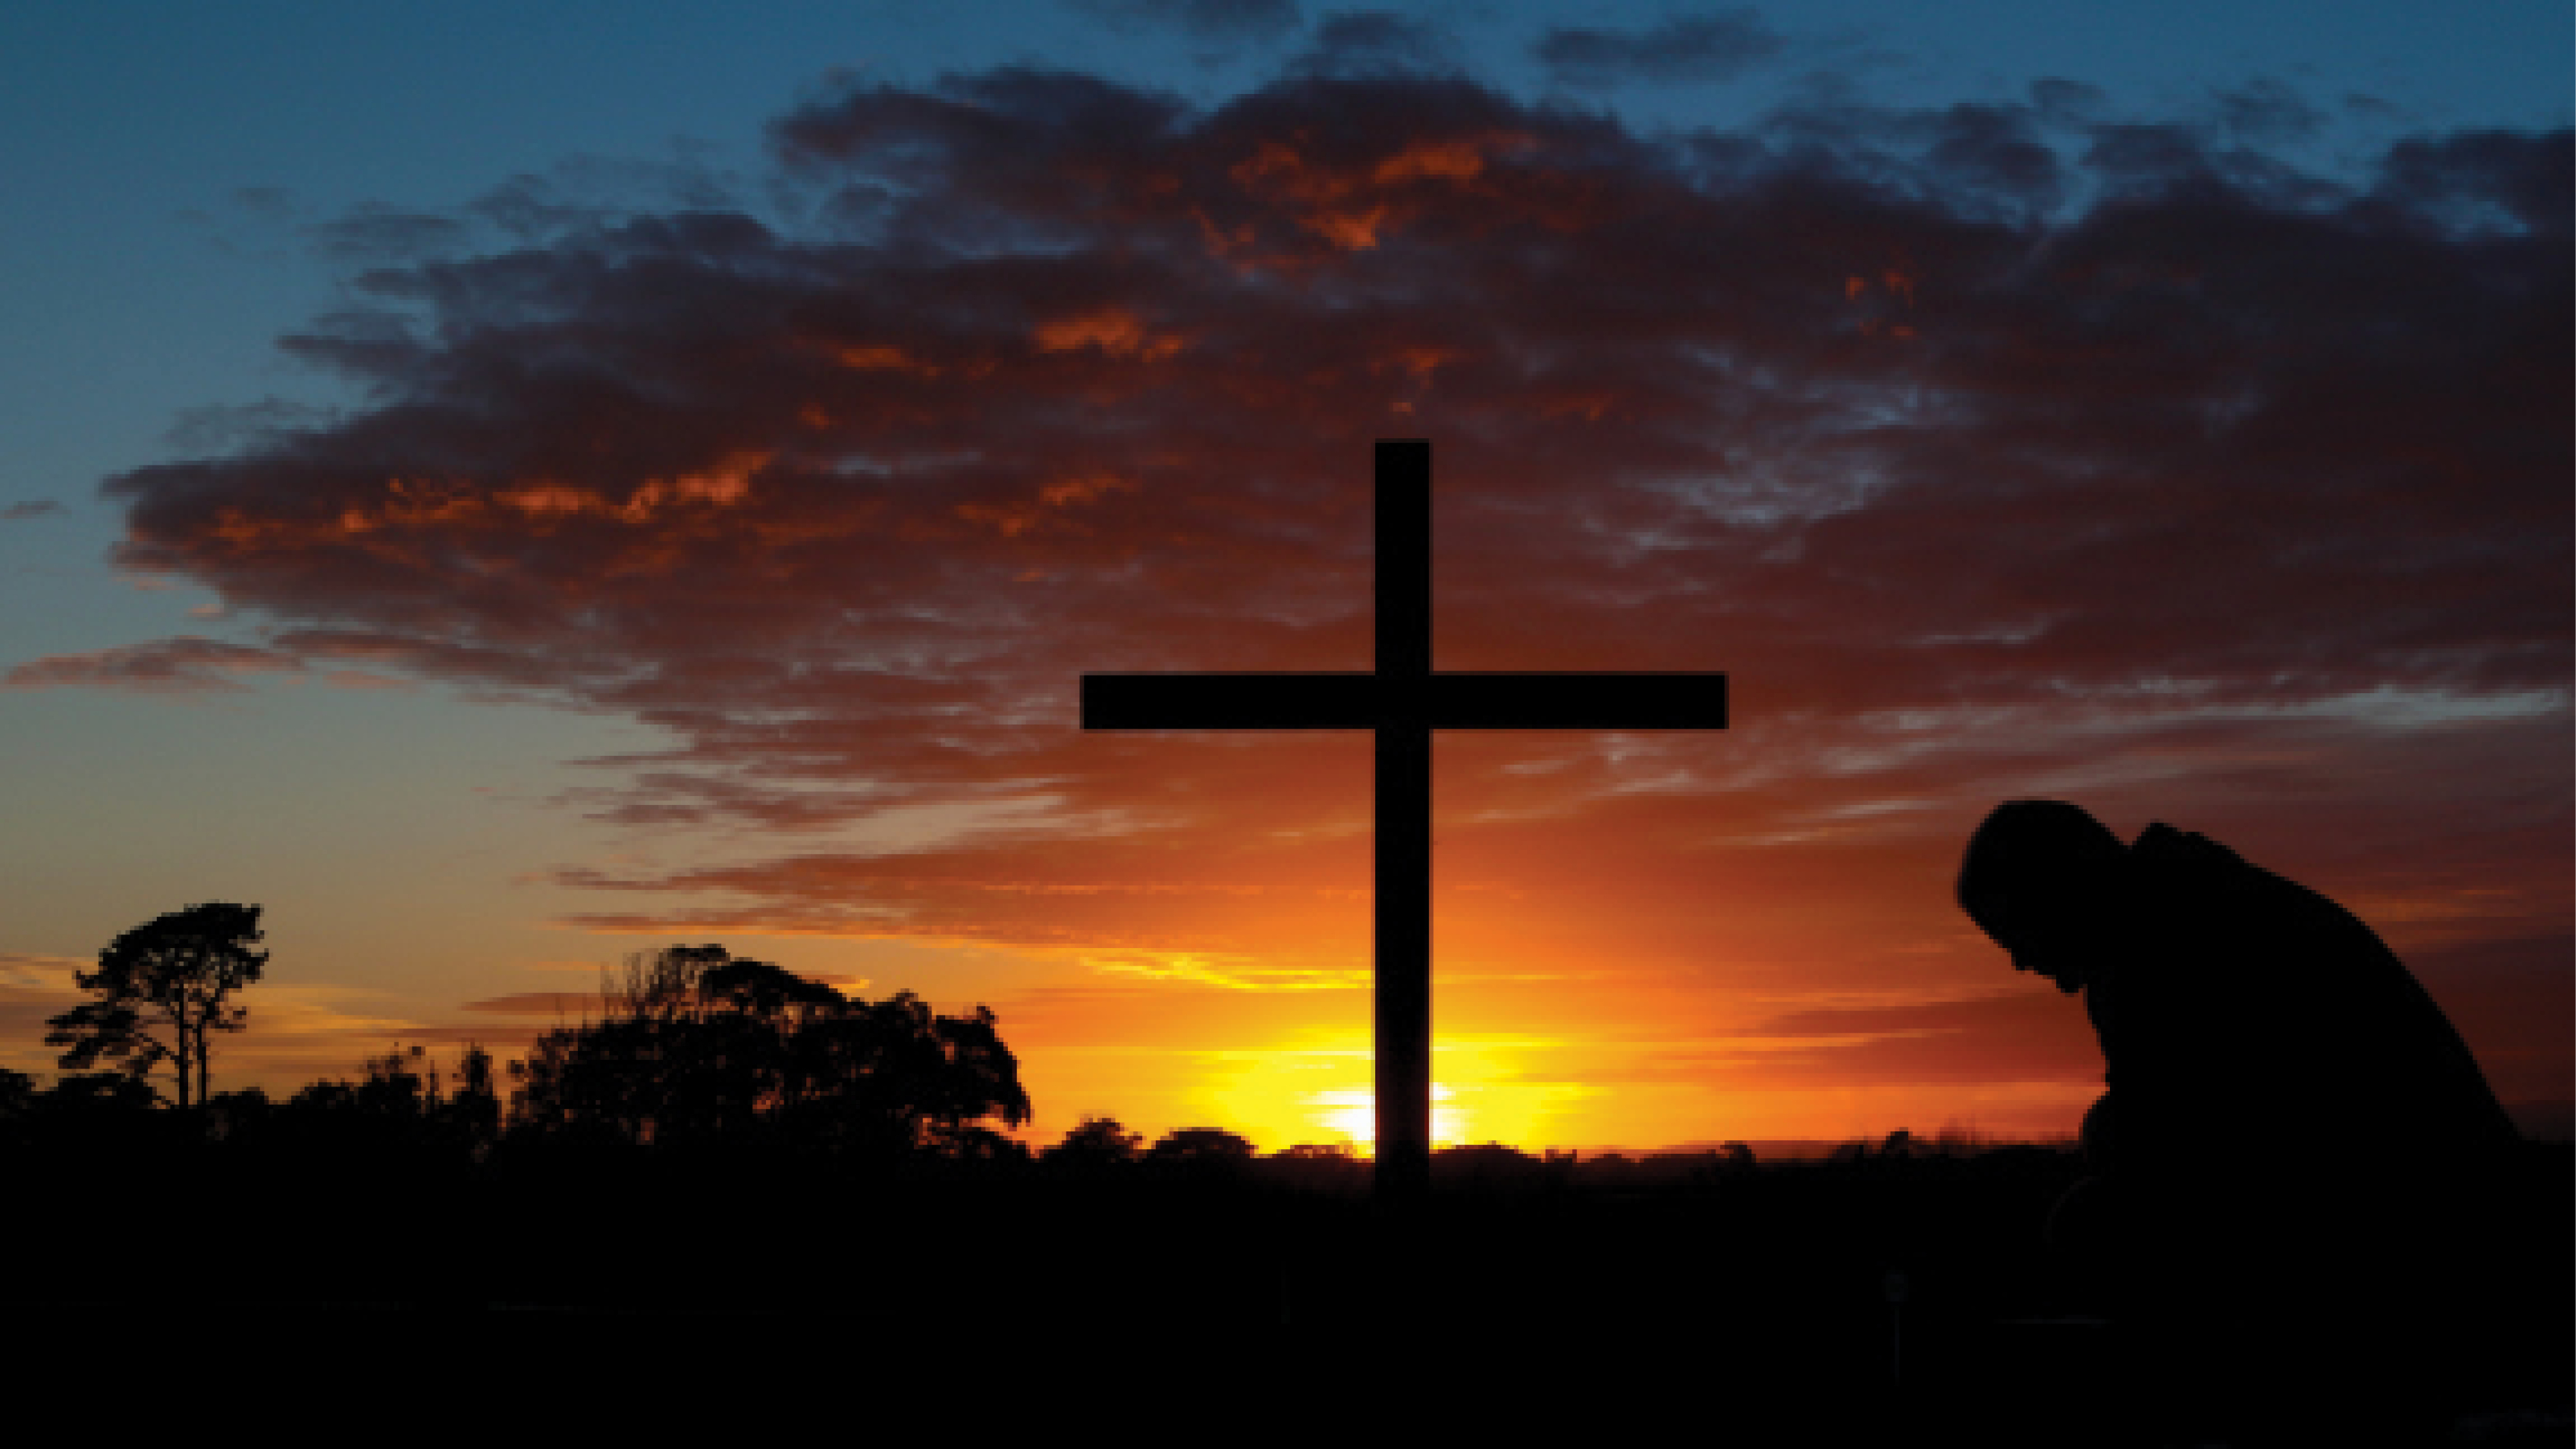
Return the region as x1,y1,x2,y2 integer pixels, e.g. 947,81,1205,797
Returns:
1313,1085,1466,1150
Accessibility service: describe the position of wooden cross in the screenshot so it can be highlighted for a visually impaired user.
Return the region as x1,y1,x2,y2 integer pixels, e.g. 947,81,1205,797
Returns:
1081,440,1729,1200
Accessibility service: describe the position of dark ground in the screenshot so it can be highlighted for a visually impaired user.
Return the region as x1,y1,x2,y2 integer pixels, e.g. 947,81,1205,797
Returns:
5,1142,2566,1442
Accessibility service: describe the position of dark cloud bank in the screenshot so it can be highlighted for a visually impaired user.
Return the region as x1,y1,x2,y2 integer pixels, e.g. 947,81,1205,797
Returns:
67,56,2573,1108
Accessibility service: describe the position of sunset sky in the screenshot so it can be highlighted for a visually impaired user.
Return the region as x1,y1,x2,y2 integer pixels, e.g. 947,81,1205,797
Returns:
2,1,2567,1152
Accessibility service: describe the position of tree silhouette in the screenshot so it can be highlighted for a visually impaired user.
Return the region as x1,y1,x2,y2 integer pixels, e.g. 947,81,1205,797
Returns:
1043,1114,1144,1172
1433,1142,1550,1191
446,1042,502,1157
355,1043,439,1118
1144,1126,1257,1184
0,1067,33,1154
1147,1126,1256,1164
508,944,1030,1157
46,902,266,1109
1264,1141,1368,1193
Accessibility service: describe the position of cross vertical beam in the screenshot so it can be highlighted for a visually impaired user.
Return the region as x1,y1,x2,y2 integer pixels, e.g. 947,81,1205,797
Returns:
1374,440,1433,1202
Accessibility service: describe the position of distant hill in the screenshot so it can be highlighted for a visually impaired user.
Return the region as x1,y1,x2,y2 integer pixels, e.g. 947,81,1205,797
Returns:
1586,1135,2077,1163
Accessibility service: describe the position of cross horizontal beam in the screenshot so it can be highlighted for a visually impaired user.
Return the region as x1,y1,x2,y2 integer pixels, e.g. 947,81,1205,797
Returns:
1082,672,1728,731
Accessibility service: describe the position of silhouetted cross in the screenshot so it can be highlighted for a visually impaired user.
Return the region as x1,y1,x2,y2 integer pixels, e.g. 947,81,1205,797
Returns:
1082,440,1728,1201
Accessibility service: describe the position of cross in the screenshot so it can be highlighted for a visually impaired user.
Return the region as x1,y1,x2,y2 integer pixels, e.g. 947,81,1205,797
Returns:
1081,440,1728,1201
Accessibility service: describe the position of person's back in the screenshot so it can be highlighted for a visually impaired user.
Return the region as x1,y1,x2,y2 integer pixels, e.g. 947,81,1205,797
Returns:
1957,801,2521,1443
2103,822,2517,1173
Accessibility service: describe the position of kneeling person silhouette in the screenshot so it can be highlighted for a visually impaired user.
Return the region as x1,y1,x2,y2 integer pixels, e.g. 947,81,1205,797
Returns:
1956,800,2519,1444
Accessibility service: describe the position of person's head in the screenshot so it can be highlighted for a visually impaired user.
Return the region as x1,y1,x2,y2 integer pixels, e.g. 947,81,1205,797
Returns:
1957,799,2132,993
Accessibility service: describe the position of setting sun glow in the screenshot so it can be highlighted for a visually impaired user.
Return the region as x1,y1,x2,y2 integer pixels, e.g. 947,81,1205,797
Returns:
1196,1027,1602,1150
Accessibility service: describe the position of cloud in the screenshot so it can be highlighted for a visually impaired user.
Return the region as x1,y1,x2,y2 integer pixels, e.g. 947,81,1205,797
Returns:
0,951,84,992
304,203,476,264
3,500,63,521
1716,987,2103,1085
159,399,339,459
2213,78,2325,146
3,637,301,697
1535,11,1787,88
313,668,416,692
1293,10,1456,76
457,991,608,1018
1073,0,1302,47
0,635,418,698
91,62,2572,1107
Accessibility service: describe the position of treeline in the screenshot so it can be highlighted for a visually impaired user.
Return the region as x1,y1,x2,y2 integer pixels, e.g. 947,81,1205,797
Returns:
9,942,1033,1165
3,929,2136,1322
14,911,2065,1191
5,934,2074,1194
2,934,2135,1324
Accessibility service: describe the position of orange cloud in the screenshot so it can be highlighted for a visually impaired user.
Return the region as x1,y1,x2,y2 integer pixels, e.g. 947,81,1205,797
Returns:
1225,131,1532,253
3,637,300,697
837,344,939,374
1034,307,1186,361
